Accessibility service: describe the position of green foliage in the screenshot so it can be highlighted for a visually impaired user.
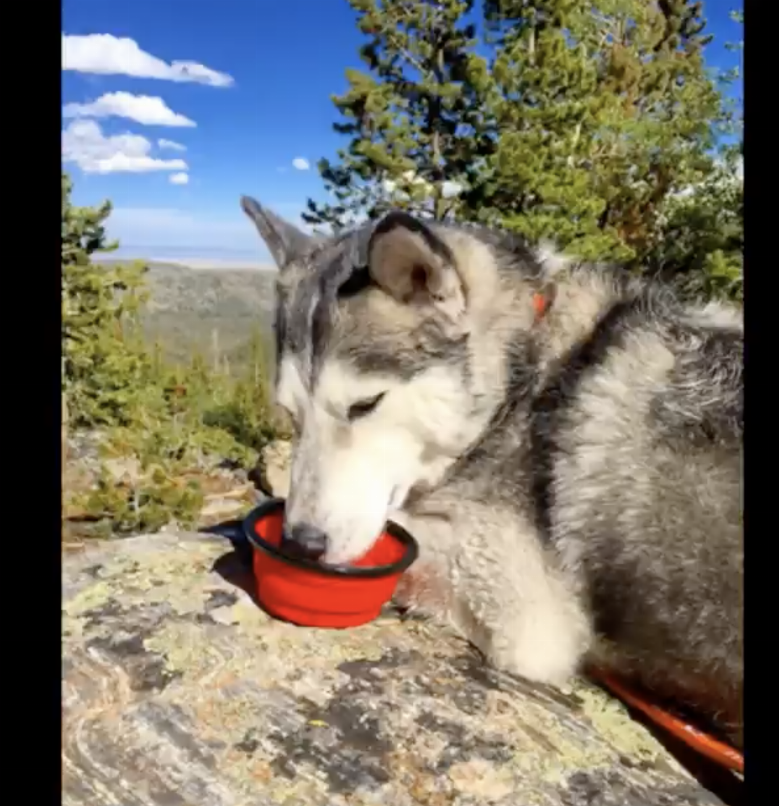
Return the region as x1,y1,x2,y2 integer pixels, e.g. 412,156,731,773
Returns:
645,147,742,300
309,0,743,302
62,172,153,427
644,5,742,300
470,0,725,266
203,329,280,451
79,469,205,538
467,0,628,259
304,0,486,229
62,172,278,537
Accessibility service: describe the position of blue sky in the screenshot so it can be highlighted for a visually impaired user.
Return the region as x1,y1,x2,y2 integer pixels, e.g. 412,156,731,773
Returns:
62,0,743,265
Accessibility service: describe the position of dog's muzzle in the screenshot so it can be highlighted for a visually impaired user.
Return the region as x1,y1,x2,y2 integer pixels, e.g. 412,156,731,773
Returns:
281,523,328,562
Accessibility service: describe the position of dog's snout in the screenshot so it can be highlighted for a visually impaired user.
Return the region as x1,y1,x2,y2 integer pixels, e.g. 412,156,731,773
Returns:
281,523,328,562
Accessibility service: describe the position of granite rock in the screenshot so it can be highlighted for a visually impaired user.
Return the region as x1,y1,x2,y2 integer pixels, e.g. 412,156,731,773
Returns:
62,531,731,806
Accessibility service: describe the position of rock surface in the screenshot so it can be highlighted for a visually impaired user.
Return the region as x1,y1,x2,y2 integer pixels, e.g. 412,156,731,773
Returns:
62,529,735,806
256,439,292,498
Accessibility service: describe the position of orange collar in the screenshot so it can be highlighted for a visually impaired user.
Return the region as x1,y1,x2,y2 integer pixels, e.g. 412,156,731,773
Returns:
532,290,552,323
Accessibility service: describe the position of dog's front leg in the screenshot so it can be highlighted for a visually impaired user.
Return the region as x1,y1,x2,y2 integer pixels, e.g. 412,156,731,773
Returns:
392,502,593,688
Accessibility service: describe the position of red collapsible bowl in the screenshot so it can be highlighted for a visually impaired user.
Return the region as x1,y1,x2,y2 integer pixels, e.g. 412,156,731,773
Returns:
242,498,419,628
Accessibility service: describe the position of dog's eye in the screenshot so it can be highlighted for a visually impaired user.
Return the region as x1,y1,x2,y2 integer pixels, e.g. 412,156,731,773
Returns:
347,393,386,422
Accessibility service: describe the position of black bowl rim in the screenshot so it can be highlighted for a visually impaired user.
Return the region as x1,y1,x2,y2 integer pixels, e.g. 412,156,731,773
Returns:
242,498,419,579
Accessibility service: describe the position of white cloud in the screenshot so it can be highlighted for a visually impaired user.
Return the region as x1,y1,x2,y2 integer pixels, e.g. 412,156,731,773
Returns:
62,34,234,87
381,170,428,194
63,91,195,127
62,120,188,174
158,138,187,152
381,172,464,200
441,180,463,198
668,154,744,202
292,157,310,171
169,172,189,185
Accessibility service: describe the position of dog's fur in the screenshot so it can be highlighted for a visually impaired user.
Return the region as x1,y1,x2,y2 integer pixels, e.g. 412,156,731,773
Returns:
241,197,743,746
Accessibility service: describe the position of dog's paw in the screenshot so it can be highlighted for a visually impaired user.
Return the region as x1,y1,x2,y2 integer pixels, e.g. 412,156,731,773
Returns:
484,610,588,688
485,639,575,688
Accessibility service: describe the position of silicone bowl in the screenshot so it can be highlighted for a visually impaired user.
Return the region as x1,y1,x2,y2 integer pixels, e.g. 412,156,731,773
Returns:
242,498,418,628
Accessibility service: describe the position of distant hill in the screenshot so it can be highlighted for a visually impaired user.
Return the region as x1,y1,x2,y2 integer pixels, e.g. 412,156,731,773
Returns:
100,258,278,370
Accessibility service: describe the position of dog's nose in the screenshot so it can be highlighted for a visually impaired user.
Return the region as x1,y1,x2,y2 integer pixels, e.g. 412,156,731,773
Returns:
281,523,328,562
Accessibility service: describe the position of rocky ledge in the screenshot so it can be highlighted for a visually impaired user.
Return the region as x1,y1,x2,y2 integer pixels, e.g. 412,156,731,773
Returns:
63,529,736,806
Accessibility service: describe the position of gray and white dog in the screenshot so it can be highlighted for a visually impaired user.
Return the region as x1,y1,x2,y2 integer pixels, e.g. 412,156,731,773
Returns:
241,197,743,746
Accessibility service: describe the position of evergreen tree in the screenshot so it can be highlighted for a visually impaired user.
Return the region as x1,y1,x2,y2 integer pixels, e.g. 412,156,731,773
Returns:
646,6,742,301
304,0,487,230
470,0,627,259
472,0,725,266
61,171,152,427
586,0,723,265
308,0,739,300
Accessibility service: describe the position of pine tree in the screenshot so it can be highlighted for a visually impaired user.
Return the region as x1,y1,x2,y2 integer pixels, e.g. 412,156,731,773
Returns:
586,0,724,265
304,0,488,230
470,0,628,259
470,0,726,266
61,171,152,427
645,6,743,301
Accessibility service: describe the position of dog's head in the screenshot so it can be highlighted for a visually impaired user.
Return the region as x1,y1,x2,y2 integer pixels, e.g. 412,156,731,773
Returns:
240,197,540,563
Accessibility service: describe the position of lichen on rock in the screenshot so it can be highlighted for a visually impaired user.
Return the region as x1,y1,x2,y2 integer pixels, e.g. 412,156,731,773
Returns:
63,531,731,806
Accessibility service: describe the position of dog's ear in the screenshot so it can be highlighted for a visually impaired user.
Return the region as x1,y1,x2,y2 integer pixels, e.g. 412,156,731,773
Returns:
240,196,315,269
367,211,466,326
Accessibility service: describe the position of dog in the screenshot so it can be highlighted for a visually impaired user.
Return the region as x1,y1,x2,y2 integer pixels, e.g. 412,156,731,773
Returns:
240,197,743,747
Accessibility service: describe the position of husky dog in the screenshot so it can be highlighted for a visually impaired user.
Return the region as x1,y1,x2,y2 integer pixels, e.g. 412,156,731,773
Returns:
240,197,743,746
